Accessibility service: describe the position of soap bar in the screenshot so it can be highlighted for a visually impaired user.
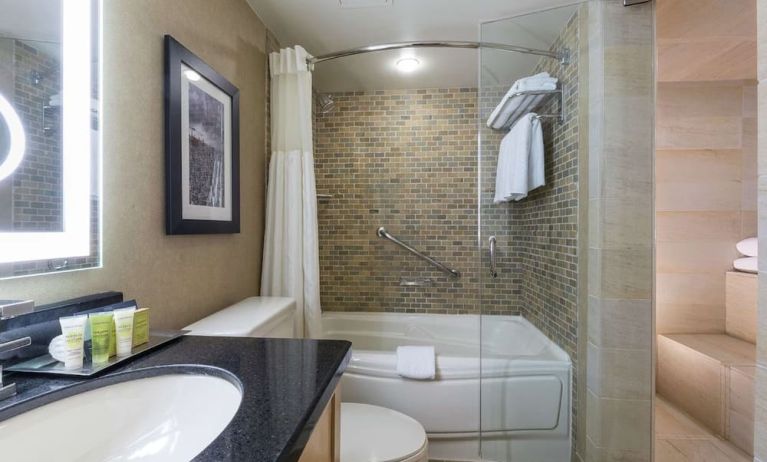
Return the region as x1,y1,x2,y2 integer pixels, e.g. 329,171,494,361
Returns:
132,308,150,347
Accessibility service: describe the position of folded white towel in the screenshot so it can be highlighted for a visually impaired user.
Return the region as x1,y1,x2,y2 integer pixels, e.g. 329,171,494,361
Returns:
736,237,757,257
494,113,545,203
48,93,62,107
515,72,558,92
734,256,758,274
396,345,436,380
487,72,558,129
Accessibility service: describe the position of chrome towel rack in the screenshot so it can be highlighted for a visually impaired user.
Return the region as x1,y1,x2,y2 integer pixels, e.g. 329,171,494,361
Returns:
491,88,565,129
377,227,461,279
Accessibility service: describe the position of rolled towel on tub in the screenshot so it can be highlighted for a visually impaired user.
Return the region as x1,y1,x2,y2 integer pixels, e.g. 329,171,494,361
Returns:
396,345,436,380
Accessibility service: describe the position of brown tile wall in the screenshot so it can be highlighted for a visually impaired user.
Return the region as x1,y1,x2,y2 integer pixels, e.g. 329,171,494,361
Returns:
315,87,483,314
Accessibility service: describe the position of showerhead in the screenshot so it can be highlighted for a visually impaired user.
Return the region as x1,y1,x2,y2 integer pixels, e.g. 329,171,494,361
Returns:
317,93,336,114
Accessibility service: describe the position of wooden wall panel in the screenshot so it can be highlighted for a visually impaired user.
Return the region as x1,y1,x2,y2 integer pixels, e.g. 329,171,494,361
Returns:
657,0,757,82
656,82,758,335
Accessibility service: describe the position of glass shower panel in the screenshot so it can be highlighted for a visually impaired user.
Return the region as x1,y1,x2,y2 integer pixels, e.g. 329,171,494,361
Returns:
479,5,581,461
312,47,484,460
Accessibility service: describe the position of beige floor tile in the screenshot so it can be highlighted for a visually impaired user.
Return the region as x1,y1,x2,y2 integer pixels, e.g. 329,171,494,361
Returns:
656,396,711,438
709,438,752,462
665,439,750,462
655,439,687,462
655,397,752,462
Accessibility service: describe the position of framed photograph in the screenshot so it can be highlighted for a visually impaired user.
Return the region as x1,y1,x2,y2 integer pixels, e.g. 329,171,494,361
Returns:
164,35,240,234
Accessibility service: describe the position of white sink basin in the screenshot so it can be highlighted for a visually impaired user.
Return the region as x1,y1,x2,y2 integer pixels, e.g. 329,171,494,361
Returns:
0,373,243,462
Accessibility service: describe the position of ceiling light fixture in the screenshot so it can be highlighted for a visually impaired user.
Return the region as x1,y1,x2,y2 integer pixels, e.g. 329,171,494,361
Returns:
184,69,202,82
395,57,420,73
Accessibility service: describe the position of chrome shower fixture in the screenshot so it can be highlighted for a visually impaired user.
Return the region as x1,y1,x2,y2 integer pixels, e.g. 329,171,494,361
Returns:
317,93,336,114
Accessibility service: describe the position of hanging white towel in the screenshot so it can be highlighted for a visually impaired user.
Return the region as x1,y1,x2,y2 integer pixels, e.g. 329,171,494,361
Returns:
734,256,758,274
494,113,545,203
487,72,558,130
736,237,757,257
396,345,436,380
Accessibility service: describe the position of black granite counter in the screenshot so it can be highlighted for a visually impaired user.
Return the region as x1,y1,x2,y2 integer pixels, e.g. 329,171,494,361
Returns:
0,335,352,462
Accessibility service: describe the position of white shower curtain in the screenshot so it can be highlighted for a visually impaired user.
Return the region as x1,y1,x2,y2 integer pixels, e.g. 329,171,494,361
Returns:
261,46,321,338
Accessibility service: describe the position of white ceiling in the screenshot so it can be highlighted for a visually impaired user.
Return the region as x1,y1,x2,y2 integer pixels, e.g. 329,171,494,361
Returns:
0,0,61,44
248,0,581,92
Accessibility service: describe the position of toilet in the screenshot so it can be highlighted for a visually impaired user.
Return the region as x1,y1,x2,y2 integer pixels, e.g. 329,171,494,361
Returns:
341,403,428,462
184,297,429,462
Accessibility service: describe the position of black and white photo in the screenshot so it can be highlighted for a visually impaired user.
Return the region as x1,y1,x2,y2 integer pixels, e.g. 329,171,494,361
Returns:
164,35,240,234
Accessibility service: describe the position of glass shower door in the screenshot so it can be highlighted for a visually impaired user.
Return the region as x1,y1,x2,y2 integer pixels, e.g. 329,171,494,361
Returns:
478,4,582,461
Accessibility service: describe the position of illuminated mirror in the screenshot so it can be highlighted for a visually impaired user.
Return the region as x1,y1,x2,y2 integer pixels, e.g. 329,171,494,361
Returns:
0,0,101,278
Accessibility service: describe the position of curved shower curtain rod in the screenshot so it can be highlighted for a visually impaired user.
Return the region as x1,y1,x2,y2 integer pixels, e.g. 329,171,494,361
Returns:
306,41,570,68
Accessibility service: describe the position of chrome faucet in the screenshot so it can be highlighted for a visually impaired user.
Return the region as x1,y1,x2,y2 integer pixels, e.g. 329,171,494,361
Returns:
0,336,32,400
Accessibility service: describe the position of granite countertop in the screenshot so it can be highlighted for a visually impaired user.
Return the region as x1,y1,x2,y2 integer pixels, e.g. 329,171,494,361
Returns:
0,335,352,462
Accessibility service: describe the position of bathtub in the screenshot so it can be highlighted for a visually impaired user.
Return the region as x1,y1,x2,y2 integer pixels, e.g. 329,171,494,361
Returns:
321,312,571,462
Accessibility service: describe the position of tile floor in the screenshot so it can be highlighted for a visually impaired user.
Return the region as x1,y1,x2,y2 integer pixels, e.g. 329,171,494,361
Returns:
655,396,751,462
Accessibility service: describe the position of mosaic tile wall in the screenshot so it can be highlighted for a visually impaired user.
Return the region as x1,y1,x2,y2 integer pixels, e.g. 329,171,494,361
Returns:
522,9,580,449
314,87,482,314
519,9,579,379
314,12,580,324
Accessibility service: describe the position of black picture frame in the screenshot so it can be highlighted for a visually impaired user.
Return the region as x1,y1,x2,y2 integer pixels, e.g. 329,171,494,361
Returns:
164,35,240,234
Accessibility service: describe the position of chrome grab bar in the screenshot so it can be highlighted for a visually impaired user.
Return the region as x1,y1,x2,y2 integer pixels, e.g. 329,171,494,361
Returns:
377,227,461,279
489,236,498,279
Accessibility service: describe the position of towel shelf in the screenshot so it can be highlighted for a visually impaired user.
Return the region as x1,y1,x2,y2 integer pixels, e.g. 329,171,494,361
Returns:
491,87,564,130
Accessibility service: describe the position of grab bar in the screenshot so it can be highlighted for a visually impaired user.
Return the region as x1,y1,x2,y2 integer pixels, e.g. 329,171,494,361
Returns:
489,236,498,279
377,227,461,279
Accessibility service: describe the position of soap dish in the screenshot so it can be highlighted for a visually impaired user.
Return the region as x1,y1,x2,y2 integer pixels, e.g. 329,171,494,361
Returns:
6,330,187,377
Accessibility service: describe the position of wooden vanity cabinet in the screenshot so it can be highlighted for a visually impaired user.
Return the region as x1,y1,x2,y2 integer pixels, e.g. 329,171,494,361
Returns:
298,385,341,462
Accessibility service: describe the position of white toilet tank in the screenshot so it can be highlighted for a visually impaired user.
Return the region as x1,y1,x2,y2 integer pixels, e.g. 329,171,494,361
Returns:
184,296,296,338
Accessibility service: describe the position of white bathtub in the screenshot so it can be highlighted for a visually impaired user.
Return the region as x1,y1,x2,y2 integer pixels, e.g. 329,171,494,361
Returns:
321,312,572,462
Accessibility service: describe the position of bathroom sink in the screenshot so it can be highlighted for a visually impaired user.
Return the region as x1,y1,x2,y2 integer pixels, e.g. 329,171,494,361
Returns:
0,372,243,462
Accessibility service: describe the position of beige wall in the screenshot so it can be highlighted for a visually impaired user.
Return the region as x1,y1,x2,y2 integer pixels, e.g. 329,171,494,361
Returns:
656,81,758,335
0,0,268,330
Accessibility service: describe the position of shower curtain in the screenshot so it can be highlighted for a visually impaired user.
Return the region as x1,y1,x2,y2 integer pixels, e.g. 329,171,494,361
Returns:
261,46,321,338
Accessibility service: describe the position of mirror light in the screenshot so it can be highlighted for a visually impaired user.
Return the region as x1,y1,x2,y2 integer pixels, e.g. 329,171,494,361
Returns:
0,0,94,264
0,92,26,182
395,57,420,73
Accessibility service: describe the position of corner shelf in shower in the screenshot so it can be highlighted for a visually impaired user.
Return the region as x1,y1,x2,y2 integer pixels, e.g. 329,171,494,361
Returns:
42,104,61,136
488,87,564,130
